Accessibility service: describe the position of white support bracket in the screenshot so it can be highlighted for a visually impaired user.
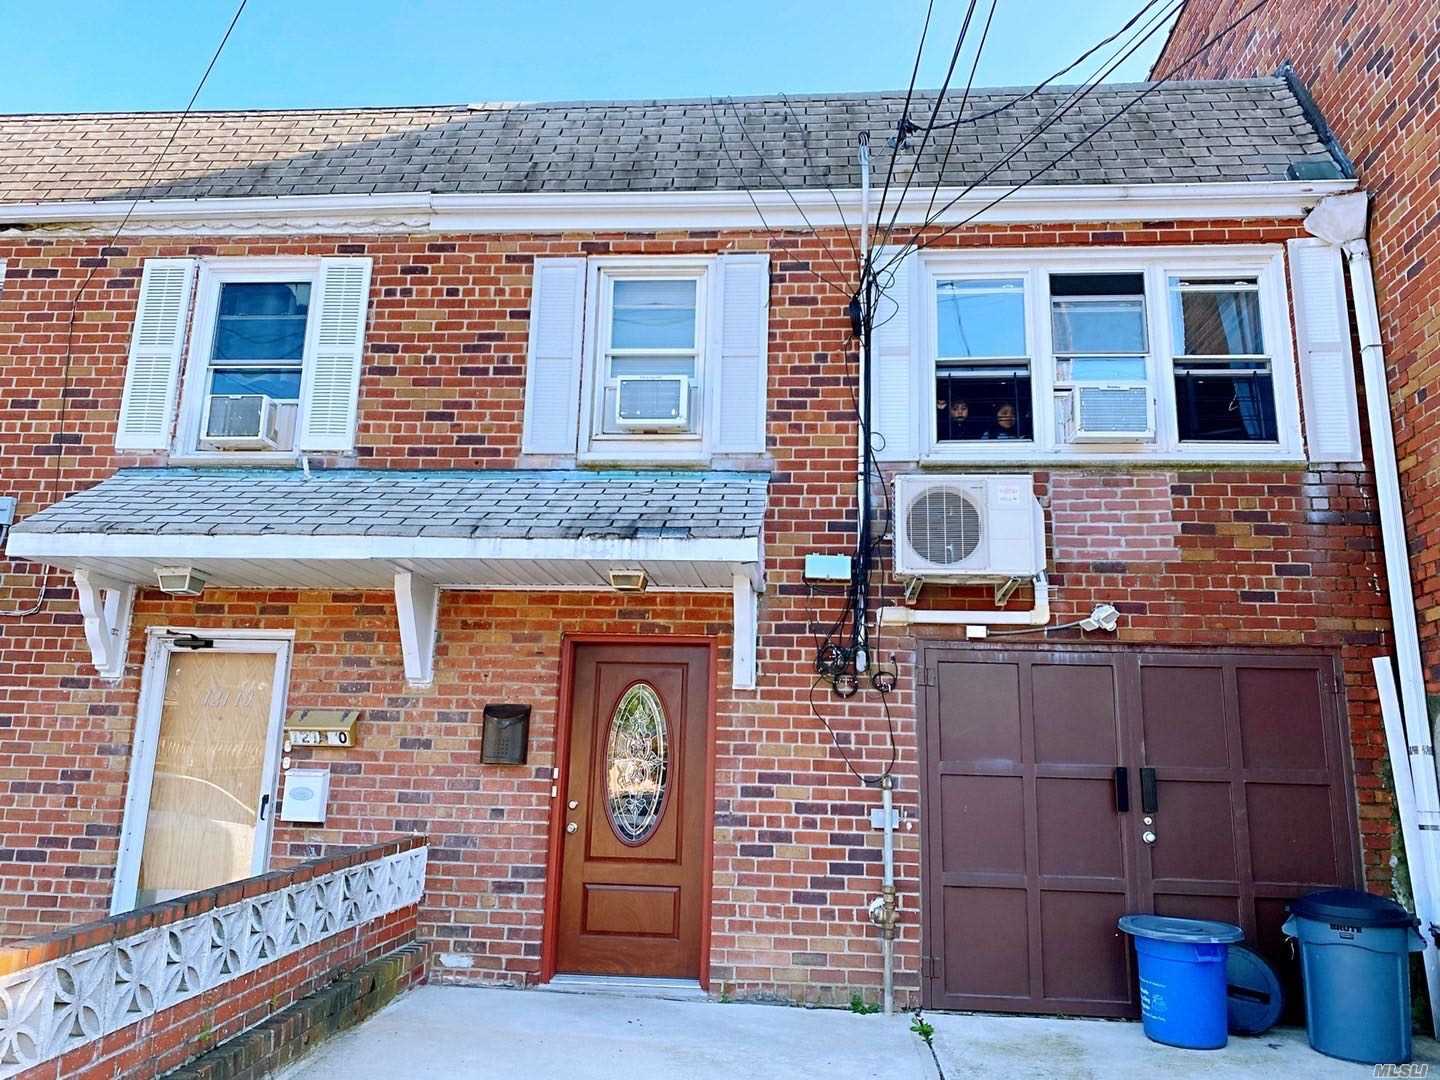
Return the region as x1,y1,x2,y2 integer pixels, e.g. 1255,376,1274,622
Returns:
732,569,759,691
73,569,136,681
394,571,440,687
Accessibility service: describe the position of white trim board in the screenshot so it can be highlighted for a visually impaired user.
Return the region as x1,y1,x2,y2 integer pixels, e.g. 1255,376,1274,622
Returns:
7,531,761,566
0,179,1357,236
111,632,292,915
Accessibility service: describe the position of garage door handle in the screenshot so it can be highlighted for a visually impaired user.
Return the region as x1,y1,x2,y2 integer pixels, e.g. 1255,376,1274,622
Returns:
1113,767,1130,813
1140,768,1158,814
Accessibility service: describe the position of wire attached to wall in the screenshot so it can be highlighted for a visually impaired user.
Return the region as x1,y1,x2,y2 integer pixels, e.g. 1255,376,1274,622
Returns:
0,0,251,619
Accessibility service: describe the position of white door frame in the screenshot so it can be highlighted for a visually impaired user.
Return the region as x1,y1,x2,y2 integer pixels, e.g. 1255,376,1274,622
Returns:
111,630,293,915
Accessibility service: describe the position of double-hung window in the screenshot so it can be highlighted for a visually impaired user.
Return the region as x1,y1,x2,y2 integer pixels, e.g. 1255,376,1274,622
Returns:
1168,275,1277,443
200,281,311,451
1051,273,1154,441
597,277,702,436
934,278,1032,443
914,248,1301,461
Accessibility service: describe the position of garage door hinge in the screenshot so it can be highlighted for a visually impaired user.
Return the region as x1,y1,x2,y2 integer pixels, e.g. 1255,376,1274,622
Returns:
922,955,941,978
919,667,936,687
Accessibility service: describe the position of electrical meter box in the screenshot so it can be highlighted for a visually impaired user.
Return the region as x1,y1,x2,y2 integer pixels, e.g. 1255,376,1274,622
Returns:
280,768,330,824
284,709,360,749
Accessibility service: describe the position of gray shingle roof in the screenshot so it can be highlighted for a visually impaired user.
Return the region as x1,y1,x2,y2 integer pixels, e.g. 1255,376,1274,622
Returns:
12,468,769,541
0,79,1331,204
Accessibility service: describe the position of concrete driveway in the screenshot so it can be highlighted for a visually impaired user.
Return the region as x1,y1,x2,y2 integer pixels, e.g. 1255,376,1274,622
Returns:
283,984,1440,1080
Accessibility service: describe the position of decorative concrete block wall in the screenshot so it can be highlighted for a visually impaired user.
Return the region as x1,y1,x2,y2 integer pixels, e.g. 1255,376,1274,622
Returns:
0,838,426,1080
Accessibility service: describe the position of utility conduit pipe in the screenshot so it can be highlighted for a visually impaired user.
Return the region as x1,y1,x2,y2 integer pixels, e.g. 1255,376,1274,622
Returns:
878,573,1052,628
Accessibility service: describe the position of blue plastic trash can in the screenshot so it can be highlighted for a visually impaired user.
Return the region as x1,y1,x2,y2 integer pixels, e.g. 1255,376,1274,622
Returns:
1119,915,1244,1050
1283,889,1426,1065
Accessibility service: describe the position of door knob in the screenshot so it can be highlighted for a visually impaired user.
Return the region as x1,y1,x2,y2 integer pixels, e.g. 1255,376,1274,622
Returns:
1142,830,1157,845
566,822,578,834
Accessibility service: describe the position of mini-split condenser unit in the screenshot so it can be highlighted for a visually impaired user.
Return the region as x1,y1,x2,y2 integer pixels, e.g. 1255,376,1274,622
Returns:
202,393,281,450
615,375,689,431
893,473,1046,582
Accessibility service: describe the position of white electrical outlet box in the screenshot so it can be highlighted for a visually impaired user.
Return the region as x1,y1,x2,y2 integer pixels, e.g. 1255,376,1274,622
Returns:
804,553,853,582
280,768,330,824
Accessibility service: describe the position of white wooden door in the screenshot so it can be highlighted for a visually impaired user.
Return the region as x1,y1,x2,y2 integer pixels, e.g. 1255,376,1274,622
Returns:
112,634,291,913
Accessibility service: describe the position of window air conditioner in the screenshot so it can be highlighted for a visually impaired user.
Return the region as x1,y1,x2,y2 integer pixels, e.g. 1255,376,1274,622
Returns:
893,473,1046,582
615,375,689,431
202,394,281,450
1072,384,1155,441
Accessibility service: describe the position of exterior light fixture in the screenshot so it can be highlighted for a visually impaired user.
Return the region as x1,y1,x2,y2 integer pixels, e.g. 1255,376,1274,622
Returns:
1080,603,1120,633
155,566,207,596
608,569,647,593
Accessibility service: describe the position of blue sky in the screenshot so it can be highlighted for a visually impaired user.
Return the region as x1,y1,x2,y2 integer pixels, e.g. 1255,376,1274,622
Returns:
0,1,1177,114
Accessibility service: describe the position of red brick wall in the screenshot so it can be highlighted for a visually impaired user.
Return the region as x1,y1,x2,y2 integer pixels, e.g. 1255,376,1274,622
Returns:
1157,0,1440,691
0,218,1396,1005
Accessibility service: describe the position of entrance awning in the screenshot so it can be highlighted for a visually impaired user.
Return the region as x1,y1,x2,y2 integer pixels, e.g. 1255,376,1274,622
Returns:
7,467,768,688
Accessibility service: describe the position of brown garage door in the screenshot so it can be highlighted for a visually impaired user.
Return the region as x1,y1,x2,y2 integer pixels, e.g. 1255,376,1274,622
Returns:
918,647,1360,1016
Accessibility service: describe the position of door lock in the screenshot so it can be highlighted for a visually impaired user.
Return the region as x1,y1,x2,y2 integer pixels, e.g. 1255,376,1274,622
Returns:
568,800,579,810
1142,829,1157,845
566,822,578,834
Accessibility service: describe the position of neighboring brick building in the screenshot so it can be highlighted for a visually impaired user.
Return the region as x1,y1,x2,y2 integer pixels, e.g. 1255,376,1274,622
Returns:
1157,0,1440,698
0,80,1395,1014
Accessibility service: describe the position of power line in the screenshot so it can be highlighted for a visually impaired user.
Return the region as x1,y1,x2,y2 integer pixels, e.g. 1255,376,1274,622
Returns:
1,0,251,620
705,96,853,299
719,96,856,289
870,0,1189,281
874,0,982,253
878,0,1261,273
778,91,860,266
922,0,999,225
909,0,1176,132
868,0,937,268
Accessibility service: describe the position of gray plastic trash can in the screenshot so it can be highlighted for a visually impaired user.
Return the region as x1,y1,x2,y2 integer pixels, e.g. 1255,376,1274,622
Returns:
1283,889,1426,1065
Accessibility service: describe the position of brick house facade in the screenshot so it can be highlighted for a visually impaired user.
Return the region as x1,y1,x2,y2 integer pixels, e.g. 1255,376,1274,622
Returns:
0,81,1400,1011
1157,0,1440,701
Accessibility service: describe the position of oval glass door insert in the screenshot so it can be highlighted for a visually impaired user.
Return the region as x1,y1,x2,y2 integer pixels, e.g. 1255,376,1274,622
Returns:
604,683,670,845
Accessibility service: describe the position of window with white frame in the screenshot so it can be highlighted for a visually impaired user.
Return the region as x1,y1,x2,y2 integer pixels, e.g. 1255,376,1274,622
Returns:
593,273,704,439
1168,275,1277,443
934,277,1032,443
198,280,312,451
918,249,1300,460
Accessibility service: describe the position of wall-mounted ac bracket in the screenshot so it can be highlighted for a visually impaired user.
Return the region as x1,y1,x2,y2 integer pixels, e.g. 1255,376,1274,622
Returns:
903,579,924,606
994,577,1023,607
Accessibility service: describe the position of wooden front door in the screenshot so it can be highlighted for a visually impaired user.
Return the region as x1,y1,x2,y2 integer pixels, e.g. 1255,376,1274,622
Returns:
555,643,710,979
919,646,1360,1016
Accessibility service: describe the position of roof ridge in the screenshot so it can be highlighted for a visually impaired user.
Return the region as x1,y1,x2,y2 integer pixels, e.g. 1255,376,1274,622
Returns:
0,77,1288,122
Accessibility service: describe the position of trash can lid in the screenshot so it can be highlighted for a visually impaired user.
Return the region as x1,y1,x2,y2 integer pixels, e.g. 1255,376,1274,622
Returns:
1288,888,1419,929
1226,945,1284,1036
1117,914,1244,944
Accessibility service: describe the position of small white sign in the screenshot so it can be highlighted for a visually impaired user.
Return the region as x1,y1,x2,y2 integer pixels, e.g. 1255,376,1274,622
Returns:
280,768,331,824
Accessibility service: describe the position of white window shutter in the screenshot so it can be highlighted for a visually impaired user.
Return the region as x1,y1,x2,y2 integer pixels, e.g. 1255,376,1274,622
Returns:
521,257,587,455
872,245,916,461
297,257,372,453
1289,238,1363,463
713,252,770,455
115,259,195,451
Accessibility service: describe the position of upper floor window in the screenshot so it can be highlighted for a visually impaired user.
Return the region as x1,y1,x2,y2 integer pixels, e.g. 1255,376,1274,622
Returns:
596,276,703,438
200,281,311,452
113,256,372,457
520,253,770,464
1169,276,1276,443
935,278,1031,443
916,249,1301,462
